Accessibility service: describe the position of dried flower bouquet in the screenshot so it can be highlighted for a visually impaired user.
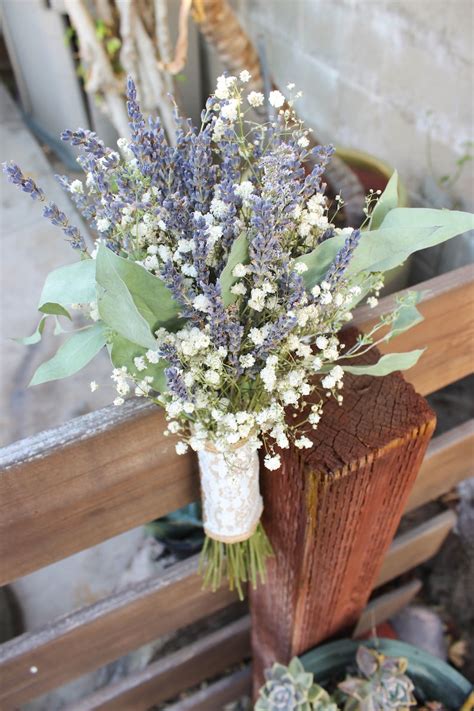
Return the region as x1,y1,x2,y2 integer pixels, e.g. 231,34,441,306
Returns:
4,72,473,596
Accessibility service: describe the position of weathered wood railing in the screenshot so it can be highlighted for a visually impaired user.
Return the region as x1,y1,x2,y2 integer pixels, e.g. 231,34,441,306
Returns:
0,265,472,710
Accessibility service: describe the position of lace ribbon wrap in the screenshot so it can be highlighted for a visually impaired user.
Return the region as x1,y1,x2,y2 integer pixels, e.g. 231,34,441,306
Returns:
197,439,263,543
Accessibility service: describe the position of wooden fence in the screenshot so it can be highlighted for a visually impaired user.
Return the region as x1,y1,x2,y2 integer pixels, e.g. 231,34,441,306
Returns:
0,264,473,710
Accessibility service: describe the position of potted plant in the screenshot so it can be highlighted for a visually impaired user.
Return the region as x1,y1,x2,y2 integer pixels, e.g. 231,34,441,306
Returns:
256,639,472,710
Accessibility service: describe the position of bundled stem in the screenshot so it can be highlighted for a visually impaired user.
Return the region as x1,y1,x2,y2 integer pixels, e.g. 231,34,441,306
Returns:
199,523,273,600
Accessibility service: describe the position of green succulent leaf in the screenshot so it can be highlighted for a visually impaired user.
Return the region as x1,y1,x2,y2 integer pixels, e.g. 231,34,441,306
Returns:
108,331,168,393
342,349,424,377
29,322,107,386
38,258,96,309
368,170,400,230
220,232,249,306
297,208,474,290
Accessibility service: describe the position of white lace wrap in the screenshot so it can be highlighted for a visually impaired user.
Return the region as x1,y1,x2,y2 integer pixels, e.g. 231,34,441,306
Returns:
197,439,263,543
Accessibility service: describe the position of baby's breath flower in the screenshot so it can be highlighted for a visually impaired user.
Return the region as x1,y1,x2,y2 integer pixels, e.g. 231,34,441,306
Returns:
269,90,285,108
264,454,281,471
247,91,264,107
90,380,99,392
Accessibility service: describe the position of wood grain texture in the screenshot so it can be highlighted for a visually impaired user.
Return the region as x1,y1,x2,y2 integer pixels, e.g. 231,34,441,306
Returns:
405,420,474,512
66,616,251,711
163,668,251,711
1,269,470,585
353,580,422,637
376,511,456,587
0,400,198,586
352,265,474,396
0,556,239,709
250,333,436,688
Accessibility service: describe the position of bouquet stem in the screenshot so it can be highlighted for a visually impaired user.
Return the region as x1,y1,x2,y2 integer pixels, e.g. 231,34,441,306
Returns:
199,523,273,600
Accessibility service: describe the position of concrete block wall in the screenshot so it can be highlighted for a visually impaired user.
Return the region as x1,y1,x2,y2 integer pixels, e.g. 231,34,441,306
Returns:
208,0,473,210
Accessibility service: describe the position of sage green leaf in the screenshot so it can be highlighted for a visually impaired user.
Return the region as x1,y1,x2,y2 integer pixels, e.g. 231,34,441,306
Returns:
96,245,157,350
369,170,400,230
220,232,249,307
109,332,168,393
15,316,48,345
96,244,181,330
342,349,425,376
386,292,424,341
299,208,474,290
38,259,96,309
38,302,72,319
29,323,107,386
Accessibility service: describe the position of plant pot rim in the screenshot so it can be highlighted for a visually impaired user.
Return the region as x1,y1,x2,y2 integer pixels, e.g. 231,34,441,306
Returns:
335,144,410,208
301,637,472,708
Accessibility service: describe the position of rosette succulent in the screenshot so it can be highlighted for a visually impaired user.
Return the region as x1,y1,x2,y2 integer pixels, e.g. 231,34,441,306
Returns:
256,657,338,711
338,646,416,711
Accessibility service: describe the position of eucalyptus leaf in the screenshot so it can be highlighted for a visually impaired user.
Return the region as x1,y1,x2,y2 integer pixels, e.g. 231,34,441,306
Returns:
96,245,157,350
342,349,425,376
29,323,107,386
109,331,168,393
220,232,249,306
369,170,400,230
38,302,71,319
386,293,424,340
298,208,474,290
38,259,96,309
15,316,48,345
97,244,181,329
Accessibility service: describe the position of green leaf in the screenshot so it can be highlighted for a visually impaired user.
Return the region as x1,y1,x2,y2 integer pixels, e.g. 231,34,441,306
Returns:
109,331,168,393
38,302,72,319
39,259,96,309
342,349,425,376
97,245,181,331
298,208,474,290
15,316,48,345
386,292,424,341
29,323,107,386
369,170,400,230
220,232,249,306
96,245,157,350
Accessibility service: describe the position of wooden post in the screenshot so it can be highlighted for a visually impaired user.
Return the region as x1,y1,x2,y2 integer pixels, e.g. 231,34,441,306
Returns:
250,333,436,689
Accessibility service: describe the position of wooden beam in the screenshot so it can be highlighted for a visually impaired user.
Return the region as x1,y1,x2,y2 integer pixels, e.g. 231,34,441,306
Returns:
353,580,422,637
406,420,474,512
250,334,436,690
0,556,239,709
66,616,251,711
1,269,471,585
0,400,198,586
352,265,474,396
163,668,251,711
376,511,456,587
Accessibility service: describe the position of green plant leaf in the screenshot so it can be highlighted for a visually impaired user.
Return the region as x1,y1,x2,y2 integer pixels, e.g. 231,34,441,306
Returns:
369,170,400,230
385,292,424,341
38,259,97,309
298,208,474,290
96,245,157,350
342,349,425,377
15,316,48,345
38,302,72,319
220,232,249,306
29,323,107,386
109,331,168,393
97,244,181,331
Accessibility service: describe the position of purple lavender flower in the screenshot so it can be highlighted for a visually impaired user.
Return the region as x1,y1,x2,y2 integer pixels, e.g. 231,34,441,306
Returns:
324,228,361,287
3,162,45,200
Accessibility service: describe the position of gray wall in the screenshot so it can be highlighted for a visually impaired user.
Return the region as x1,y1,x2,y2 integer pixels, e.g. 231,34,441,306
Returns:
206,0,473,211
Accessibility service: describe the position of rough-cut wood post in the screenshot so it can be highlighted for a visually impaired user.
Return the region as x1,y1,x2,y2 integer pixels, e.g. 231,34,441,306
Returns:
250,332,436,689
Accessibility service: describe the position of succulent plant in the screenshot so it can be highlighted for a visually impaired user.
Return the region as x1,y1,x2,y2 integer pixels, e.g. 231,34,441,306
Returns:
255,657,340,711
338,646,417,711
